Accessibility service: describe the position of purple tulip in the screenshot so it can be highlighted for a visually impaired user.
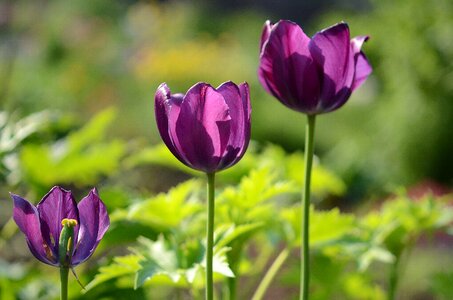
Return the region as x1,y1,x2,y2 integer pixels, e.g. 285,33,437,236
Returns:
155,81,251,173
11,186,109,267
258,20,372,115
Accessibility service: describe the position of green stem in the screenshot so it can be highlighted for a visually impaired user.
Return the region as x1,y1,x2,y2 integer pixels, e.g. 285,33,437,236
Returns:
206,172,216,300
251,247,290,300
388,253,401,300
227,274,237,300
60,267,69,300
301,114,316,300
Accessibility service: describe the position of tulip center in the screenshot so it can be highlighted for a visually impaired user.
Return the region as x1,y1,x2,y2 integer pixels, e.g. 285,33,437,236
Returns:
59,218,77,266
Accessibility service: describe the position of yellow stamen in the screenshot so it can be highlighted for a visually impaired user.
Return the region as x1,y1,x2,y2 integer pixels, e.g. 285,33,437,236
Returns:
67,237,73,252
61,218,78,227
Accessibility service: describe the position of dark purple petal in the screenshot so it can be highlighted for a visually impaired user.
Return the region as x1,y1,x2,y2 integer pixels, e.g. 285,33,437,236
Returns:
351,36,372,91
258,20,320,113
309,22,355,111
155,83,188,163
11,194,58,266
260,20,273,53
216,81,247,169
174,82,231,172
36,186,79,260
239,82,251,157
72,188,109,265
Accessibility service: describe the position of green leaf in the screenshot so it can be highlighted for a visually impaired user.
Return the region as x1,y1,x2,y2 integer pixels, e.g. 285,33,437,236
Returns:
19,108,126,189
85,255,141,291
215,223,264,249
114,180,203,230
280,206,356,248
134,236,234,289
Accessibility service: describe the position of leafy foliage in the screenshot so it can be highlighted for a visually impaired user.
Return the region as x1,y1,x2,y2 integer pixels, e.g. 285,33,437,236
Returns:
19,108,126,192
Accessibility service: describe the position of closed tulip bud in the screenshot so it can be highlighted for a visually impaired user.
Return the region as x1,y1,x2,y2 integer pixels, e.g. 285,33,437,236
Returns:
258,20,372,115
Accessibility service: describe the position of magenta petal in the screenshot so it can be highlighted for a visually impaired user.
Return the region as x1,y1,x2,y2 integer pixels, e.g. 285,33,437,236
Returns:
155,83,187,163
259,20,320,112
216,81,246,169
174,83,231,172
36,186,79,259
259,20,273,53
11,194,57,266
72,189,109,265
309,22,355,110
351,36,372,91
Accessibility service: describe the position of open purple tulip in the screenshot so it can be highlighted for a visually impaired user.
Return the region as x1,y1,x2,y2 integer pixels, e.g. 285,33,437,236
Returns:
258,20,372,114
11,186,109,268
155,81,251,173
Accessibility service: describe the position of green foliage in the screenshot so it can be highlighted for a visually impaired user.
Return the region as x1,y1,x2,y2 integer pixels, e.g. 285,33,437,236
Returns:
0,110,52,183
19,108,126,192
430,271,453,300
112,180,203,231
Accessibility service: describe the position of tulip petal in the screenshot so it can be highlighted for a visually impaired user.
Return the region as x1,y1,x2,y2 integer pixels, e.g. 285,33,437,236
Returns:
259,20,320,112
351,36,372,91
155,83,188,163
309,22,355,111
260,20,273,53
72,189,109,265
216,81,248,169
36,186,79,259
174,82,231,172
11,194,58,265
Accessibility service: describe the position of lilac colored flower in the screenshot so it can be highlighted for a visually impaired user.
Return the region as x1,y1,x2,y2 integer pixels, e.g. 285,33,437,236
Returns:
155,81,251,173
258,20,372,115
11,186,109,267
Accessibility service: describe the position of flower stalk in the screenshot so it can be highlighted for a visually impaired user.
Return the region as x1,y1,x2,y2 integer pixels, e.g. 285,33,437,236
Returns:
206,172,216,300
301,115,316,300
60,266,69,300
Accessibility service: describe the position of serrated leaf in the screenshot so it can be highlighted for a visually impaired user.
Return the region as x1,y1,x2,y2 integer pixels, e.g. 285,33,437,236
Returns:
116,180,203,230
85,255,141,291
215,223,264,249
280,206,356,247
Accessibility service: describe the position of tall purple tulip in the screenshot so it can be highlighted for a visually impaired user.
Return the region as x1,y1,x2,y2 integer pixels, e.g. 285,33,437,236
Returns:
155,81,251,173
154,81,251,300
257,20,372,300
258,20,372,114
11,186,109,267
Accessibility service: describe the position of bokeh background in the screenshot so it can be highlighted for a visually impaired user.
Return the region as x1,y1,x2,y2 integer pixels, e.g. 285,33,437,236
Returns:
0,0,452,299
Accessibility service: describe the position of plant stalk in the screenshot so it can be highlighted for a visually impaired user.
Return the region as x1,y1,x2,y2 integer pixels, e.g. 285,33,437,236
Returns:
388,253,401,300
300,114,316,300
60,267,69,300
206,172,216,300
251,247,290,300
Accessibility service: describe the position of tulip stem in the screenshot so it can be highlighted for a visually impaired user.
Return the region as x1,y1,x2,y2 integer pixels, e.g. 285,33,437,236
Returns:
251,247,290,300
206,172,216,300
60,266,69,300
301,114,316,300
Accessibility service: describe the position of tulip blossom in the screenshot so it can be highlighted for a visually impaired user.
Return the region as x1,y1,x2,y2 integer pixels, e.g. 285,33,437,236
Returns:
154,81,251,300
258,20,372,114
155,81,251,173
258,19,372,300
11,186,109,268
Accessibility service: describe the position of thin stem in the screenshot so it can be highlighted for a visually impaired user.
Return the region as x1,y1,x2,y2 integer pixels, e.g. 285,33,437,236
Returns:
300,114,316,300
206,172,216,300
388,253,401,300
227,274,237,300
251,247,290,300
60,267,69,300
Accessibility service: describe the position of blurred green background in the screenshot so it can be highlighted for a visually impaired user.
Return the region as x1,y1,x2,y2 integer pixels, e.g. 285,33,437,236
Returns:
2,0,452,198
1,0,452,299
